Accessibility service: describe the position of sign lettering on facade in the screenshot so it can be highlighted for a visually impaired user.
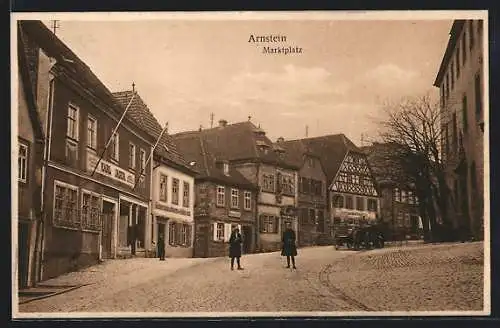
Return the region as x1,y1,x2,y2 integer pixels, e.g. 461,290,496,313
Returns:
155,203,191,216
336,208,376,220
87,152,135,188
228,211,241,218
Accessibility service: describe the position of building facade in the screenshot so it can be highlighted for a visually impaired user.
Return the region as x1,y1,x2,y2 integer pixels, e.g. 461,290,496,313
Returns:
175,120,299,253
361,142,422,240
299,134,380,238
433,19,485,240
276,138,328,246
174,128,258,257
113,90,198,258
152,160,195,258
20,21,155,281
16,22,45,288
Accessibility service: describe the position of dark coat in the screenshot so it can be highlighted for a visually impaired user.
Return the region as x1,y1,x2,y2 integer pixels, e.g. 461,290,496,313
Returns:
158,238,165,257
281,228,298,257
228,232,243,258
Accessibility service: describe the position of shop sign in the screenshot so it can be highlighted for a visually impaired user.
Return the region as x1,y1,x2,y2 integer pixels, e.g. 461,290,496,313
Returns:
87,152,135,187
336,208,376,220
228,210,241,218
155,202,191,216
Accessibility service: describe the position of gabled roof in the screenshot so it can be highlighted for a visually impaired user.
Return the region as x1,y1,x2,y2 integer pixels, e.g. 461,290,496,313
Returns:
18,20,152,142
287,134,361,183
174,121,300,170
275,139,323,170
360,142,414,189
172,132,257,189
17,22,44,141
113,90,196,174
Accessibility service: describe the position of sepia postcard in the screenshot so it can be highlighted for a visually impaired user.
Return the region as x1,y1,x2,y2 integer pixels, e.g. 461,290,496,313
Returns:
11,10,490,319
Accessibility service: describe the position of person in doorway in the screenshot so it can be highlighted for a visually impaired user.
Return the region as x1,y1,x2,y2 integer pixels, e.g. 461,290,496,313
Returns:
158,233,165,261
281,222,297,269
229,227,243,270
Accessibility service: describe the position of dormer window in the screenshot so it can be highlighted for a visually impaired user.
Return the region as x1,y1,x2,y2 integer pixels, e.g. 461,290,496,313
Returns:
256,140,270,153
223,162,229,175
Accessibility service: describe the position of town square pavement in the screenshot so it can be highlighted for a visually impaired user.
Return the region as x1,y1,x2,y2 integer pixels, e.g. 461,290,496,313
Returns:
17,242,484,314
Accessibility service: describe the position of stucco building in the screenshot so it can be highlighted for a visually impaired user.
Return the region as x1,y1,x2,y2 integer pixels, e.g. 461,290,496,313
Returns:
20,21,155,280
275,138,328,246
173,131,258,258
16,22,45,288
113,90,198,258
433,19,486,240
175,120,300,253
361,142,422,240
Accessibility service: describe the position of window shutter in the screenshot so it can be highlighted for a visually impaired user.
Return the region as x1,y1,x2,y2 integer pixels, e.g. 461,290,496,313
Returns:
224,223,231,242
176,223,182,246
275,216,280,233
212,222,218,241
259,215,264,233
188,225,192,246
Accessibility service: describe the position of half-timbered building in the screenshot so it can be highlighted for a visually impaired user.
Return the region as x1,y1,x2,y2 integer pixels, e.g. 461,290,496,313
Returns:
300,134,380,238
20,21,155,281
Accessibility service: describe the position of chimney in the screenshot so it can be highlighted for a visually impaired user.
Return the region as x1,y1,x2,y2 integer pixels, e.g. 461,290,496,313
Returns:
219,119,228,128
277,137,285,143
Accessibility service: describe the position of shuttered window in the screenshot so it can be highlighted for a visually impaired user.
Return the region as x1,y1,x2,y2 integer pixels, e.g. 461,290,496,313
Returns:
260,214,279,233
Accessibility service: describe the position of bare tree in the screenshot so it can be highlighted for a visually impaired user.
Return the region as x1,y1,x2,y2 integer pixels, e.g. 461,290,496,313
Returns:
378,94,453,241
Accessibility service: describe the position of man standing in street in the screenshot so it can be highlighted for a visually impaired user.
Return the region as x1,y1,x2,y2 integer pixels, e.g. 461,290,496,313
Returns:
158,233,165,261
229,227,244,270
281,222,297,269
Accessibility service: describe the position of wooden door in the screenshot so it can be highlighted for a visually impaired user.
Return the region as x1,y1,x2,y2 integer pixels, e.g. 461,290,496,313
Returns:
101,201,115,259
242,225,252,254
18,222,29,289
194,224,208,258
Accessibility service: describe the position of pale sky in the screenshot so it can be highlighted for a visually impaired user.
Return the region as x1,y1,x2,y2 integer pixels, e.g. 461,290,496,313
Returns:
42,18,453,146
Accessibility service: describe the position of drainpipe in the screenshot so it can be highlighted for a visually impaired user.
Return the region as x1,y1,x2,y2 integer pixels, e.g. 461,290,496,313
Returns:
35,74,55,284
148,147,154,256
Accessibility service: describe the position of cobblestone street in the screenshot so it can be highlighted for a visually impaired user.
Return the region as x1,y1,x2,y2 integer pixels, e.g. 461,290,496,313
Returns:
17,242,485,315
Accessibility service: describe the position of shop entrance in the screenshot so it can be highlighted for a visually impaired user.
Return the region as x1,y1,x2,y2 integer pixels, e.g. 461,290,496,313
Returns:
242,225,252,254
157,222,166,255
18,222,29,289
101,200,116,259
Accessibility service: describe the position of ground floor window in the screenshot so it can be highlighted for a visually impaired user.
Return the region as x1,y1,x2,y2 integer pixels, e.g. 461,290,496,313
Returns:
169,222,192,247
81,191,101,231
395,210,405,228
317,210,325,232
367,198,378,211
214,222,225,241
260,214,279,233
299,208,308,225
309,209,316,224
53,181,80,229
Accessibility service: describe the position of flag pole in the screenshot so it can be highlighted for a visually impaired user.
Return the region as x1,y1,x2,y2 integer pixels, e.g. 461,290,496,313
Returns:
90,91,136,177
133,122,168,191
